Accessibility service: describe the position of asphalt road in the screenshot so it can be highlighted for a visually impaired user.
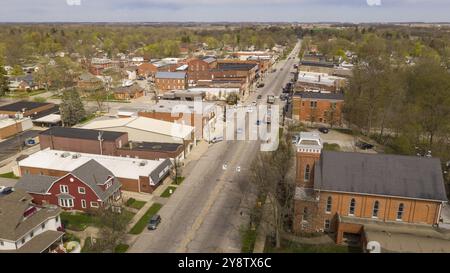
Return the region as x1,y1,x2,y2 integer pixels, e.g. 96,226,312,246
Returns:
129,40,302,253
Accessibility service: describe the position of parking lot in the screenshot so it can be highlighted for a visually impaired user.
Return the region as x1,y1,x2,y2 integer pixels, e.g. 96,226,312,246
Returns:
0,130,40,162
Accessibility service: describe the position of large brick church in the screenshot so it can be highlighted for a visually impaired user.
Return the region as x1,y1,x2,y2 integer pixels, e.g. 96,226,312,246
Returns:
293,132,448,246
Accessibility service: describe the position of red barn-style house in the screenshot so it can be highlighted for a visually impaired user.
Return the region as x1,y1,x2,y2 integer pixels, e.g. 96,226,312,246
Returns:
16,160,122,211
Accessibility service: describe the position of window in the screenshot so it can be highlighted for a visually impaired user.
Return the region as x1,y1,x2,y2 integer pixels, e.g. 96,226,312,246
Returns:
81,199,86,209
59,198,74,208
310,101,317,108
349,198,356,216
30,231,34,238
60,185,69,193
56,216,59,222
372,201,380,218
41,223,46,229
90,202,99,208
324,220,331,231
78,187,86,194
304,165,311,181
302,207,308,222
325,196,332,213
0,241,4,246
397,203,404,221
21,238,25,244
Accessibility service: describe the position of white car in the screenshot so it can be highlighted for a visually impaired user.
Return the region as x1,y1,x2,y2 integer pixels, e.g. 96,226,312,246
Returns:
247,107,254,113
252,101,257,106
211,136,224,143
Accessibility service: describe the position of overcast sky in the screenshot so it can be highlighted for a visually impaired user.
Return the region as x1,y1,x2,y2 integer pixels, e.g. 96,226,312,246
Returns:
0,0,449,23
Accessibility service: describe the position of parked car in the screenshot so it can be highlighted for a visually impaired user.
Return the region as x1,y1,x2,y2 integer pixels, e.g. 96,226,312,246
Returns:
252,101,257,106
211,136,223,143
356,141,374,150
257,95,262,99
257,83,265,88
318,127,329,134
147,215,161,230
291,135,299,144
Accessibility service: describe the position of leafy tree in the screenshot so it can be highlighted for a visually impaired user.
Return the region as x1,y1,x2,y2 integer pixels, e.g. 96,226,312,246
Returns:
60,89,86,126
0,64,8,96
11,65,24,76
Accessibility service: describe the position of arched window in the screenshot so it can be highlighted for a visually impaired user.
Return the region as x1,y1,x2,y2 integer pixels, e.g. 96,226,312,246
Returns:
372,201,379,218
397,203,404,221
349,198,356,216
304,164,311,181
325,196,332,213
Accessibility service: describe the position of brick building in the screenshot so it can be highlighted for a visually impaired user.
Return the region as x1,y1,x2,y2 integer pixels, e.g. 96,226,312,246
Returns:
292,92,344,126
0,101,57,119
18,149,173,194
138,100,216,140
137,63,158,79
155,72,187,92
39,127,185,161
16,160,122,211
293,133,448,247
0,118,33,140
112,83,145,100
186,57,217,83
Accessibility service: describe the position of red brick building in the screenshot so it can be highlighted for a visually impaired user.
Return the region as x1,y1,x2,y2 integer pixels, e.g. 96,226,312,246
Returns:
186,57,217,83
292,92,344,126
16,160,122,211
112,84,145,100
293,133,448,247
137,63,158,79
155,72,187,92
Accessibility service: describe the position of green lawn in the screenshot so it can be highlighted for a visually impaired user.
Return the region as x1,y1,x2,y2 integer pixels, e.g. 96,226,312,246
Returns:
61,212,100,231
172,177,185,185
78,113,98,125
241,227,258,253
160,186,177,198
0,172,19,179
61,210,135,231
114,244,129,253
125,198,147,210
128,203,163,235
323,143,341,151
265,239,361,253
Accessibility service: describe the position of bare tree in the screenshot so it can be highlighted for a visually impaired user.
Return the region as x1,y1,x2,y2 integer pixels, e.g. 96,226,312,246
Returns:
249,134,296,248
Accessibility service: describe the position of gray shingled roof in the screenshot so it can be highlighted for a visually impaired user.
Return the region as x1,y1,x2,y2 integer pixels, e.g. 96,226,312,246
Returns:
314,151,447,201
71,160,121,202
16,175,58,194
149,158,172,185
155,71,186,79
16,160,121,202
40,126,126,141
294,92,344,100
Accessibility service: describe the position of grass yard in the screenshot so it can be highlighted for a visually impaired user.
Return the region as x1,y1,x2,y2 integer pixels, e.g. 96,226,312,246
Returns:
333,128,356,136
323,143,341,151
114,244,130,253
128,203,163,235
160,186,177,198
0,172,19,179
125,198,147,210
265,239,361,253
241,227,258,253
172,177,185,185
61,210,135,231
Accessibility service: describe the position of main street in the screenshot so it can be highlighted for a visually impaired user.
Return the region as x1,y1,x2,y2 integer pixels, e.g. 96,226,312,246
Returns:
129,40,302,253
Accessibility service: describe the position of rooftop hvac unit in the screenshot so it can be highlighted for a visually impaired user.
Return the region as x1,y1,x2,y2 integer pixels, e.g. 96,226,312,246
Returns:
61,152,71,158
72,154,81,159
139,160,147,166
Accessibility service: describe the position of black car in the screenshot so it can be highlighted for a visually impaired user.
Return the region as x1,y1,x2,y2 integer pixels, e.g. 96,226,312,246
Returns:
147,214,161,230
318,127,329,134
356,141,374,150
257,95,262,99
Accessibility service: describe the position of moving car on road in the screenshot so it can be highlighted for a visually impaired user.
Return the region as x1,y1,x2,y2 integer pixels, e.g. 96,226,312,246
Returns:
211,136,223,143
148,215,161,230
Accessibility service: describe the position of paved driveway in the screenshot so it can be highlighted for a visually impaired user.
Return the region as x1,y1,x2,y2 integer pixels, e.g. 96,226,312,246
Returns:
0,177,18,187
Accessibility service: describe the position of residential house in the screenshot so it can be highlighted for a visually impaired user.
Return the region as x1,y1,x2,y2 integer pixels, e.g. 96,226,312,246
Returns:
0,188,64,253
16,160,122,211
77,72,104,92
